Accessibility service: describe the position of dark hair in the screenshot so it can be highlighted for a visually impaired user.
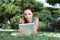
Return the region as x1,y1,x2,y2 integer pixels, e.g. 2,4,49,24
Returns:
23,6,34,13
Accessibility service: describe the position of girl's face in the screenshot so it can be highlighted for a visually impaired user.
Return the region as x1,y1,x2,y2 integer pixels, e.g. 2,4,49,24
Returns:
24,9,33,21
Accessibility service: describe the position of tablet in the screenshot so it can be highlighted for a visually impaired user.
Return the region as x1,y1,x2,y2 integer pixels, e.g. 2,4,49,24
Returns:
19,23,34,34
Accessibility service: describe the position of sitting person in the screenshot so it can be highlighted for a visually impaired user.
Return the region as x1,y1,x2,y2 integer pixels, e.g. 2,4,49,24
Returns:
19,6,39,35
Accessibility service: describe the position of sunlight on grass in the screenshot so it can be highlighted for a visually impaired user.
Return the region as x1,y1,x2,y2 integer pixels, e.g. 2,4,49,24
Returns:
0,31,60,40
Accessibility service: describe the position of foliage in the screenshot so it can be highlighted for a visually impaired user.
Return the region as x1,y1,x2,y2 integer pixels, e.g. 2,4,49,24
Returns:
0,4,21,16
35,10,53,21
47,0,60,5
10,15,21,29
53,8,60,17
2,24,11,29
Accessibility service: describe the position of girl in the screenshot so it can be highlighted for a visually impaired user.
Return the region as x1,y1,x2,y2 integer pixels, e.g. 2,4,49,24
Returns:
19,6,39,35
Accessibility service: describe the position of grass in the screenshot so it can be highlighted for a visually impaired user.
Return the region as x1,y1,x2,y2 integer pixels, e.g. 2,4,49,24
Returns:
0,31,60,40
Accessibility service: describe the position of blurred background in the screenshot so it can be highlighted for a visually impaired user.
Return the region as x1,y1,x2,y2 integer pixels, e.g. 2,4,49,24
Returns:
0,0,60,32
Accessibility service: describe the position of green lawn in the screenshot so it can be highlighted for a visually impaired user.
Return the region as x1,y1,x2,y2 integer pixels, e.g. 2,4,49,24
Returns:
0,31,60,40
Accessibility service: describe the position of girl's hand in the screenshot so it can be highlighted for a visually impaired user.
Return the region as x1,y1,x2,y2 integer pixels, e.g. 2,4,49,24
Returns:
19,29,24,36
32,29,38,34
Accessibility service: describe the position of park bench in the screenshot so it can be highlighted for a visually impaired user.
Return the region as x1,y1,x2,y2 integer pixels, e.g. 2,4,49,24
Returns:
50,24,60,31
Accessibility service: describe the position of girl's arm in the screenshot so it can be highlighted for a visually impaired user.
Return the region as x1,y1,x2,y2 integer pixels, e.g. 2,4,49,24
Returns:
34,17,39,31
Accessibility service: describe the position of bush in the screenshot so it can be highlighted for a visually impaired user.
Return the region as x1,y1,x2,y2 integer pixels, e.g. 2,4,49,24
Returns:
10,15,21,29
2,24,11,29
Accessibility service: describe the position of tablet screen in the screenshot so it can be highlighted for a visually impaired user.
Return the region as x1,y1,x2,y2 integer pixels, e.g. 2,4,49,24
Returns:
19,23,34,34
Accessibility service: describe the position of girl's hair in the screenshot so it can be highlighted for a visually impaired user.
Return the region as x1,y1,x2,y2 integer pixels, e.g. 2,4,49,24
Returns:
23,17,28,23
23,6,34,13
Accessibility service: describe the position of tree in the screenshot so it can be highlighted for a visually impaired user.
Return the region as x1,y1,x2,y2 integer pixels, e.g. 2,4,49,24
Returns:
0,0,44,29
47,0,60,5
